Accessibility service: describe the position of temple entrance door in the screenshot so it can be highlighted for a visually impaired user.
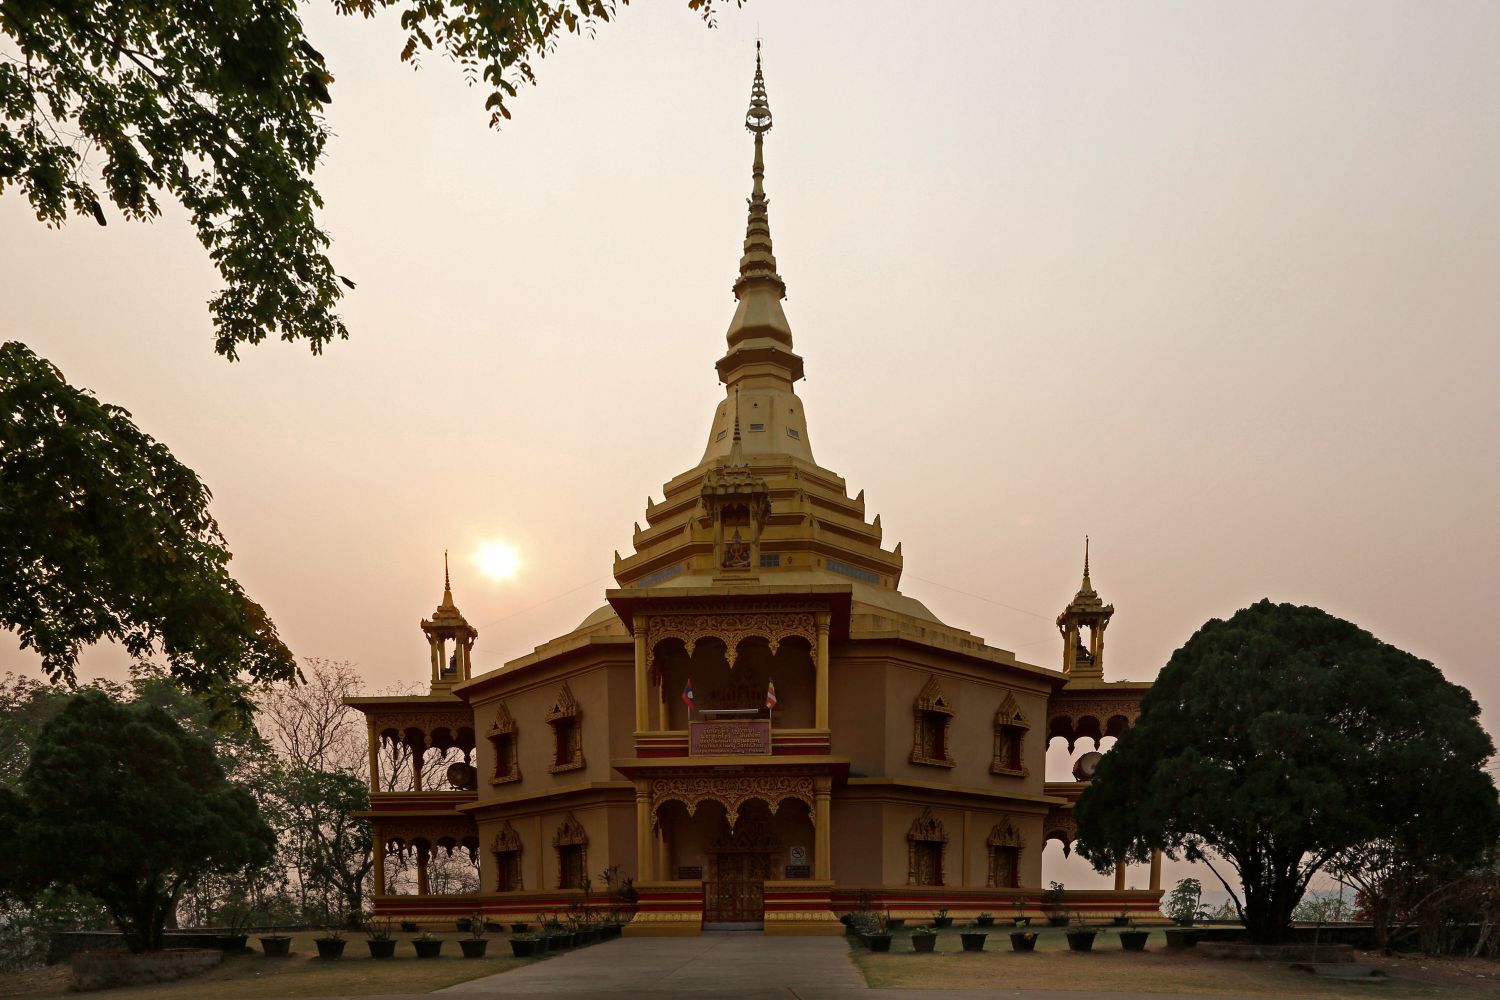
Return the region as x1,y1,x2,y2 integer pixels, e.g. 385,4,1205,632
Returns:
702,810,775,930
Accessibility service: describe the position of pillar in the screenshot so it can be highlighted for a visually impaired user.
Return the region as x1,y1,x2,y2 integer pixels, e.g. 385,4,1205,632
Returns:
367,723,380,792
636,786,654,881
430,641,443,684
813,778,832,881
412,743,424,792
634,627,650,733
655,822,670,880
1114,863,1126,891
373,835,387,897
814,612,831,730
416,842,431,896
1149,849,1162,892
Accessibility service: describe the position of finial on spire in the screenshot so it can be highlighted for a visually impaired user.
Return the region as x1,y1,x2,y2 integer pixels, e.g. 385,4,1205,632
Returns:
1083,535,1090,584
733,44,783,302
443,549,453,606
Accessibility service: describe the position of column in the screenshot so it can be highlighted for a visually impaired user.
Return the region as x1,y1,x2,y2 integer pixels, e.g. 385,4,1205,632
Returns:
367,723,380,792
814,612,831,730
373,834,387,897
961,809,972,887
813,777,832,881
636,786,654,881
429,641,443,685
411,742,424,792
416,842,431,896
1149,849,1162,892
1114,862,1126,892
655,823,670,881
634,626,650,733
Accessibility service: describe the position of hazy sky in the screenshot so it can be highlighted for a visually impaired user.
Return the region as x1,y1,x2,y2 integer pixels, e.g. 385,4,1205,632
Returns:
4,1,1498,891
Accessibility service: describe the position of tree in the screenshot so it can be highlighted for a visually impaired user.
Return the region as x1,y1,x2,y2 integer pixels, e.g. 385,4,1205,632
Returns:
1074,600,1500,944
0,343,296,704
0,690,274,951
2,0,729,357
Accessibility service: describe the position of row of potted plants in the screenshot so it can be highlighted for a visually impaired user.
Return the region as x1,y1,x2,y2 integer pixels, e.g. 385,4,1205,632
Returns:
506,910,626,957
851,906,1156,954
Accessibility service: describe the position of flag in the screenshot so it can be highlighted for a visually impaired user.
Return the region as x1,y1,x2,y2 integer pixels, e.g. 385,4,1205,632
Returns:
766,678,778,710
681,679,695,712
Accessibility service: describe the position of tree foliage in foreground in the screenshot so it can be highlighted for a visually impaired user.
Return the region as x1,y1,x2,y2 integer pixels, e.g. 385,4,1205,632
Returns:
0,343,296,701
1,0,730,357
1074,600,1499,944
0,690,274,952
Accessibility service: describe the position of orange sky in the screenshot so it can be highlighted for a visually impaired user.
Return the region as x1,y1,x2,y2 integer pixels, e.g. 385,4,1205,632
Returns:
4,1,1498,893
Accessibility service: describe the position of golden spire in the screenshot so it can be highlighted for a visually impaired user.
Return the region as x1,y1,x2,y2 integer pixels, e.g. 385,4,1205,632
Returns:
735,41,783,302
1081,535,1092,592
443,549,453,606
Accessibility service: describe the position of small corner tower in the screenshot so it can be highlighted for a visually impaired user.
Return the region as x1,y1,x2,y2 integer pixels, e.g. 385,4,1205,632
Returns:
1057,537,1114,680
421,552,478,691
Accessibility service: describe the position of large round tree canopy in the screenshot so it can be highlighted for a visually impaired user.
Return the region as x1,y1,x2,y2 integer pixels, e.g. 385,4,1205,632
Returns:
1074,599,1498,942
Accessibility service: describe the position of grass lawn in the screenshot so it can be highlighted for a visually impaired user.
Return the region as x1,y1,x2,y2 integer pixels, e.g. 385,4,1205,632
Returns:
1,931,531,998
852,925,1500,999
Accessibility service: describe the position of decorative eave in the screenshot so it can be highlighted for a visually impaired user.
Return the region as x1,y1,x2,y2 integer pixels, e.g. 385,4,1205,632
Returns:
605,584,854,637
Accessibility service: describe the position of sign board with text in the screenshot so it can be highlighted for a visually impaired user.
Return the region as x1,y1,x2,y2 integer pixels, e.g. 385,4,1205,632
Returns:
689,720,772,756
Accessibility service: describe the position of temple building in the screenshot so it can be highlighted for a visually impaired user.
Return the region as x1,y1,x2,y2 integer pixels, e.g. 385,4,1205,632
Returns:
348,47,1161,934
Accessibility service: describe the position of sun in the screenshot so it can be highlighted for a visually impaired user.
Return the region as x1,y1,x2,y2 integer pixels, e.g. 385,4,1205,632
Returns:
476,541,521,581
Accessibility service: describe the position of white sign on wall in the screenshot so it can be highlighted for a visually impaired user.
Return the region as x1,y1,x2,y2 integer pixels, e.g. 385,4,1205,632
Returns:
789,846,808,865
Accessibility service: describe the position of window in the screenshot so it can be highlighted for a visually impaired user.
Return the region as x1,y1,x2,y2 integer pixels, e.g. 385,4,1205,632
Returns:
749,422,765,431
716,430,727,441
786,428,800,439
906,808,948,886
493,822,523,892
488,702,520,785
987,817,1025,888
759,553,781,568
990,693,1030,776
545,683,585,774
910,675,955,768
553,812,589,889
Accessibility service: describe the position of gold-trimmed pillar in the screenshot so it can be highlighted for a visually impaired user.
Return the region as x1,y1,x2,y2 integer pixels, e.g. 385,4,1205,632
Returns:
635,625,650,733
367,723,380,791
411,743,424,792
814,611,831,730
813,777,832,881
1149,849,1162,891
636,785,654,881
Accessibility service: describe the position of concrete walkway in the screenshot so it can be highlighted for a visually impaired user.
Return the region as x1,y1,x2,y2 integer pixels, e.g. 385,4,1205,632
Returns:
437,932,863,996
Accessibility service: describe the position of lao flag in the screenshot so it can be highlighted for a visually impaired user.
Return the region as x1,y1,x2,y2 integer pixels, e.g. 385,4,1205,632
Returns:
681,679,695,711
766,678,778,710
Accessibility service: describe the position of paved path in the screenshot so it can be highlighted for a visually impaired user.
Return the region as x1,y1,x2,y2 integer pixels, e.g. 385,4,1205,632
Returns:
437,932,862,996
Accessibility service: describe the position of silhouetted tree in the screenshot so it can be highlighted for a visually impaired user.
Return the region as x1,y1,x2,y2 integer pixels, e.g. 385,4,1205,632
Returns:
1074,600,1499,944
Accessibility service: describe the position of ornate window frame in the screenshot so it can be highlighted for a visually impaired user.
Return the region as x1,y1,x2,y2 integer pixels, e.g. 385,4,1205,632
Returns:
553,811,589,889
488,702,521,785
910,675,955,768
906,807,948,886
545,682,585,774
990,692,1030,777
492,821,523,892
986,815,1025,888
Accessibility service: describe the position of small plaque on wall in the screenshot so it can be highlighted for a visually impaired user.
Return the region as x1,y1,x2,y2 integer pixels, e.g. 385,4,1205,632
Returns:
789,845,808,865
783,864,811,879
677,866,704,880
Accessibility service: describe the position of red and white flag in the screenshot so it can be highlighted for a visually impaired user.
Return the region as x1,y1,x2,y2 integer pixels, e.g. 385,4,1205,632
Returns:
682,679,695,712
766,678,778,710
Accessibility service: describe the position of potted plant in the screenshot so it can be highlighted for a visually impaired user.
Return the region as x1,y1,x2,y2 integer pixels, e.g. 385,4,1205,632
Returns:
400,920,419,932
258,929,292,958
314,926,347,960
215,902,251,952
413,931,444,958
931,906,953,929
1065,913,1100,952
1119,915,1150,952
975,911,994,927
960,923,988,952
1043,881,1069,927
1165,877,1202,927
460,911,489,958
1012,895,1030,928
1112,907,1131,927
910,925,937,953
456,917,472,932
366,914,396,958
510,932,542,958
485,920,503,933
859,912,892,952
510,921,531,934
1009,929,1038,952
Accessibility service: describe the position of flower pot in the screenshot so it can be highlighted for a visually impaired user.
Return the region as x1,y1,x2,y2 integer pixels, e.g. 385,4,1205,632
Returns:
1119,930,1150,952
864,933,892,952
400,921,419,933
314,937,347,960
886,918,906,929
368,938,397,958
259,935,291,957
1047,915,1069,927
975,916,994,927
1009,931,1037,952
485,921,503,933
960,932,987,952
932,917,953,928
546,934,567,951
1065,931,1096,952
460,938,489,958
1164,929,1198,948
510,938,538,958
1012,917,1031,928
911,934,936,953
215,934,248,952
413,938,443,958
456,918,472,932
510,922,530,933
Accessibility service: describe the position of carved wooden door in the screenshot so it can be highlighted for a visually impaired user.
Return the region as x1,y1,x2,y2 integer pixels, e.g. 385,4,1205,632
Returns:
704,850,769,924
